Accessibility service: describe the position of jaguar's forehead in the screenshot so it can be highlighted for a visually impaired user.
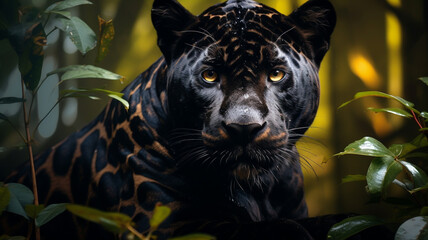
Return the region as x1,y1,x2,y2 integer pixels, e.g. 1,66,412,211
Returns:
178,0,302,77
218,0,260,11
199,0,282,35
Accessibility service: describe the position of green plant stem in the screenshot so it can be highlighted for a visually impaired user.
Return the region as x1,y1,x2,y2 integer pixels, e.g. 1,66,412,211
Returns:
4,118,26,143
127,225,145,240
28,76,46,125
26,221,33,240
43,13,51,28
32,97,62,137
21,78,40,240
33,76,48,96
45,27,58,37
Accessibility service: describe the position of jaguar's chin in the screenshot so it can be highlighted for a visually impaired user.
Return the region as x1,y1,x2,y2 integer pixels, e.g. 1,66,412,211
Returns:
232,162,269,181
226,147,287,183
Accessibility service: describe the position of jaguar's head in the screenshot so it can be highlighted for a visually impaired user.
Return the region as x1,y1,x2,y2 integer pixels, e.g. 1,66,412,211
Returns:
152,0,335,188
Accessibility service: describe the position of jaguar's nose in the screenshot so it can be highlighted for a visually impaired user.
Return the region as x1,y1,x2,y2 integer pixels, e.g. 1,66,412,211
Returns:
222,122,266,145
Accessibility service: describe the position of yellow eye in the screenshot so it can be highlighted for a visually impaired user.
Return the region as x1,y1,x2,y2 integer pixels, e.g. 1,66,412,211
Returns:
269,69,286,82
201,70,218,82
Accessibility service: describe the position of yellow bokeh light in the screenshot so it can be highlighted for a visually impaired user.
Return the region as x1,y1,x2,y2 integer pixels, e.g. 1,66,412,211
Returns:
386,11,402,100
387,0,401,8
348,52,381,90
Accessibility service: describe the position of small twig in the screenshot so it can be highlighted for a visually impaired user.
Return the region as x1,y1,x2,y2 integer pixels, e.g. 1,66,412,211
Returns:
21,77,40,240
127,225,145,240
33,76,48,96
45,26,58,37
43,13,51,28
4,118,26,143
411,110,424,129
26,221,33,240
29,75,48,124
32,97,63,137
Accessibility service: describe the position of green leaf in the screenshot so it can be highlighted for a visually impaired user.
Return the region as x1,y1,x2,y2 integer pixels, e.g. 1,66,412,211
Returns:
0,145,26,153
96,16,115,62
401,161,428,189
59,16,96,55
393,179,413,191
24,204,45,219
107,94,129,110
0,186,10,214
367,107,413,118
395,216,428,240
47,10,72,19
8,22,46,91
35,203,67,227
335,137,395,158
404,152,428,159
411,185,428,194
366,156,402,196
5,183,34,219
48,65,124,83
0,97,25,104
150,204,171,229
66,204,132,234
169,234,217,240
45,0,92,12
420,207,428,216
389,144,404,157
339,91,416,112
391,134,428,159
421,112,428,119
61,88,129,110
420,77,428,87
342,175,366,183
327,215,384,240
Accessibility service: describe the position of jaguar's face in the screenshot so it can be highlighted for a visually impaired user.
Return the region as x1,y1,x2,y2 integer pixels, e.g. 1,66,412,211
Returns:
152,0,335,184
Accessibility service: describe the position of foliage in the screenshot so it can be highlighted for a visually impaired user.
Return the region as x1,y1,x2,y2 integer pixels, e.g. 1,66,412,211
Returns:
68,203,214,240
0,0,128,138
0,0,128,239
329,79,428,239
0,185,213,240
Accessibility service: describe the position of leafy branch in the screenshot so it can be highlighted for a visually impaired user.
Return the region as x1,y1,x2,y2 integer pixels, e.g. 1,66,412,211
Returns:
329,78,428,240
0,0,127,239
0,185,214,240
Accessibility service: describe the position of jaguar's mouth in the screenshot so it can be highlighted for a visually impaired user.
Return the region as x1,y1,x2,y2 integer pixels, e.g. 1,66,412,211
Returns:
169,127,299,190
169,127,292,172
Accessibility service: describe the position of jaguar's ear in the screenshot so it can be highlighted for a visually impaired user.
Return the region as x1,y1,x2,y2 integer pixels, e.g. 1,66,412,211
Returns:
151,0,197,63
289,0,336,66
